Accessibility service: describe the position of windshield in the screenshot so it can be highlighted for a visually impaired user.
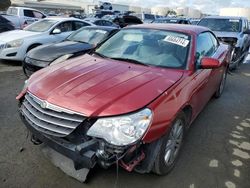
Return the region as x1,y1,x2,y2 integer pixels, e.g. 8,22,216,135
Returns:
95,29,190,69
198,18,242,32
67,28,109,45
24,20,57,32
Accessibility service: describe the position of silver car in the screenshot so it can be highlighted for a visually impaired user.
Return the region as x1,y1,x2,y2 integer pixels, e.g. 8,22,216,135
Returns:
0,17,94,61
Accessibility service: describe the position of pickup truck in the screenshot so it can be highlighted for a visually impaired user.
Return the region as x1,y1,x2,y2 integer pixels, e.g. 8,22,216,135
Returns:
5,6,46,29
198,16,250,69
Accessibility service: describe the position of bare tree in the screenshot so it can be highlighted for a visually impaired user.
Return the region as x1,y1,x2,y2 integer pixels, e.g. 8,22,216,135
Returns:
0,0,11,11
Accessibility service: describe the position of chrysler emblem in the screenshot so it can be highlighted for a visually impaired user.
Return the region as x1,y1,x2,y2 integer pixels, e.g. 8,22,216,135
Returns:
40,101,47,109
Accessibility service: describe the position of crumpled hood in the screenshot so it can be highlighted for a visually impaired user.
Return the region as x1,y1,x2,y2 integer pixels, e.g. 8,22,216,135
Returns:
27,54,184,117
28,41,94,62
0,30,41,43
213,31,239,39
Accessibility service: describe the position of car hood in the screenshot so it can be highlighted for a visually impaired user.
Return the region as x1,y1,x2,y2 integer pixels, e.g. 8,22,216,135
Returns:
28,41,94,62
27,54,184,117
213,31,239,39
0,30,41,43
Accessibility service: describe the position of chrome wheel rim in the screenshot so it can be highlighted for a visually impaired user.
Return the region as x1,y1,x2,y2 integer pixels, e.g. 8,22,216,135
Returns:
164,119,184,166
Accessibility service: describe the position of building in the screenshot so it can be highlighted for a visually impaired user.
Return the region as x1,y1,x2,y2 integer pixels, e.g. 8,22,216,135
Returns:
220,8,250,19
151,6,170,16
11,0,84,14
10,0,146,15
175,7,202,18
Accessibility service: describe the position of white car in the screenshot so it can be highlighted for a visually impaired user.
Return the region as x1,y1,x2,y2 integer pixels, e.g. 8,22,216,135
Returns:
0,17,94,61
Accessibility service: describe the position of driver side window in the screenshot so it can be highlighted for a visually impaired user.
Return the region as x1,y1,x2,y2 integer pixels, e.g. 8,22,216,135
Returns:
196,32,215,66
55,21,73,33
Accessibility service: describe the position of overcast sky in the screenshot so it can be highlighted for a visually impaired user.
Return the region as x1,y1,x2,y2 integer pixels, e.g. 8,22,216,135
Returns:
106,0,249,14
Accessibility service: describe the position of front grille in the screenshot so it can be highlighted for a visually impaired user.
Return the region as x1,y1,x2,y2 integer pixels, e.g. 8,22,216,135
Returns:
0,44,5,52
20,92,86,137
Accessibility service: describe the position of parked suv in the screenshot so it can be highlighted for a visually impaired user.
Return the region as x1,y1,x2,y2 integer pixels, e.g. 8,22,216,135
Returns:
198,16,250,69
7,6,46,26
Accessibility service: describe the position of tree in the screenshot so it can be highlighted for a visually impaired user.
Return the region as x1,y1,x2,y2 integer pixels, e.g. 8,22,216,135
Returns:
166,10,177,17
0,0,11,11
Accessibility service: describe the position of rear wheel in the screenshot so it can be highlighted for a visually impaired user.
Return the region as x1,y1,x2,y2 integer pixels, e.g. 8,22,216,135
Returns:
214,69,227,98
152,113,186,175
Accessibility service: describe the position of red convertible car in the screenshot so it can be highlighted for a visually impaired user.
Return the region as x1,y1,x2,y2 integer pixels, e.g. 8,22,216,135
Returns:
17,24,230,181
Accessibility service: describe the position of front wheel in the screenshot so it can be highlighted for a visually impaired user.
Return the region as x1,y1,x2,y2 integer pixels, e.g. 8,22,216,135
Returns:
152,113,186,175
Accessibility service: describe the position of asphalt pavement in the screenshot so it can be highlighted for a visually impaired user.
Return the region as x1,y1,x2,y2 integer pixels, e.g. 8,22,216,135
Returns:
0,58,250,188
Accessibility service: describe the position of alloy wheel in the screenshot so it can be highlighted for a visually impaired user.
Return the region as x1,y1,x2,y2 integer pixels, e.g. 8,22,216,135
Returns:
164,119,184,166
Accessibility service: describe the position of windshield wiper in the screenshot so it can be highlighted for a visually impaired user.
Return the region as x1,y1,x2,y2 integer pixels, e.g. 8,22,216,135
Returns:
92,51,108,58
110,57,149,66
73,40,89,44
66,38,88,44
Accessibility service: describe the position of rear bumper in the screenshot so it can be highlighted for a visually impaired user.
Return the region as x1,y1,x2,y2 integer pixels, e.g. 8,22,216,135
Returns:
20,113,98,170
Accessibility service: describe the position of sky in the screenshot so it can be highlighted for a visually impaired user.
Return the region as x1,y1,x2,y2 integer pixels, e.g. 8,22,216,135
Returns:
106,0,250,14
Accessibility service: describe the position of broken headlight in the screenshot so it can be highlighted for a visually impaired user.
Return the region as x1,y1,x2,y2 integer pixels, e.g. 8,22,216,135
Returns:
87,108,152,146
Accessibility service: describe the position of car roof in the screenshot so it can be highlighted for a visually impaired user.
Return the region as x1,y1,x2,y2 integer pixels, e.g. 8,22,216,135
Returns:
43,17,86,22
202,16,247,20
127,23,209,35
157,17,189,21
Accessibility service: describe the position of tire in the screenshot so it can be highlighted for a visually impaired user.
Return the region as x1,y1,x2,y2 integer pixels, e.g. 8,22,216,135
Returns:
152,112,186,175
214,69,227,98
230,47,238,70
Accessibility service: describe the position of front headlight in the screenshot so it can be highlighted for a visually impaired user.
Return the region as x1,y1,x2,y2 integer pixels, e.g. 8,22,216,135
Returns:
87,108,153,146
22,79,29,92
6,39,23,48
50,54,73,66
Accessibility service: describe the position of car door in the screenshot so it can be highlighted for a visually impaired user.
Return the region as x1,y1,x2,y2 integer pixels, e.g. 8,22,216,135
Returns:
189,32,218,115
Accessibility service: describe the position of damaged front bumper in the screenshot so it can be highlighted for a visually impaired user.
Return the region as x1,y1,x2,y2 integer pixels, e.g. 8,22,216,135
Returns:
20,112,145,173
21,114,98,170
18,92,151,182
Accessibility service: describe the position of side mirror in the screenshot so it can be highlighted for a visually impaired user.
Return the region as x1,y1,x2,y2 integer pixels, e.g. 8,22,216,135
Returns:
200,57,221,69
52,28,61,34
243,29,250,34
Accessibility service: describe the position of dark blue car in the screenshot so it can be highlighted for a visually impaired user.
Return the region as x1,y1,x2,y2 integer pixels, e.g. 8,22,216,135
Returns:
23,26,119,77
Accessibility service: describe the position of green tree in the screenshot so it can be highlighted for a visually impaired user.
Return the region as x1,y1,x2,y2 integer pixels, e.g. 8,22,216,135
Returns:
0,0,11,11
